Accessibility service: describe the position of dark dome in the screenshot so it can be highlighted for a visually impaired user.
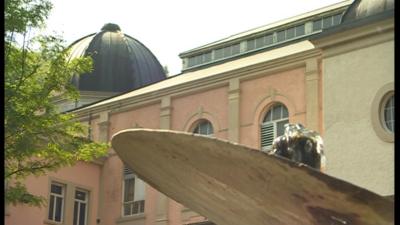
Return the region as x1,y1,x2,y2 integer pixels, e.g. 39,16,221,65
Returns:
69,23,166,93
341,0,394,23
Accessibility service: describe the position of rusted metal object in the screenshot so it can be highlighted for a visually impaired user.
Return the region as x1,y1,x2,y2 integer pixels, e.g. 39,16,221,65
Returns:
111,129,394,225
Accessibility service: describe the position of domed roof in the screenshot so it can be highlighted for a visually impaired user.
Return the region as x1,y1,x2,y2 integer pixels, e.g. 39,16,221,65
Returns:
69,23,166,93
341,0,394,23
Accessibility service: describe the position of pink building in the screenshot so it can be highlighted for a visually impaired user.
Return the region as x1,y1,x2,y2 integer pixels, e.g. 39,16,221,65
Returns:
5,0,394,225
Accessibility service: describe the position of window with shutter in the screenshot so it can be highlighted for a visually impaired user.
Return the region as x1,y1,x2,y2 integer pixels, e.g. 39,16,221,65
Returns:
260,104,289,152
123,165,145,216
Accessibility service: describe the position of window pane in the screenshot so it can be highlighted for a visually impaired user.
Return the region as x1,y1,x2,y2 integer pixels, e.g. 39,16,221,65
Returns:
73,202,78,225
139,200,145,213
385,108,392,121
286,27,295,39
272,105,282,120
188,57,195,67
247,39,255,51
232,44,240,55
75,191,86,201
124,178,135,202
295,24,305,36
384,95,394,132
124,203,132,216
265,34,273,45
215,48,223,60
51,184,62,195
323,16,333,28
194,121,213,135
223,46,231,57
79,203,86,225
313,20,322,31
333,14,341,25
55,197,63,222
48,195,54,220
282,106,289,118
204,52,212,62
277,120,289,136
193,126,199,134
207,123,213,134
255,36,265,48
388,95,394,107
196,55,203,65
277,31,285,42
264,110,272,122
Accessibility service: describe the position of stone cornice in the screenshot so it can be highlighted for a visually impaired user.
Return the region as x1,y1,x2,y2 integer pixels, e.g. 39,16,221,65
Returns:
311,18,393,53
74,48,321,118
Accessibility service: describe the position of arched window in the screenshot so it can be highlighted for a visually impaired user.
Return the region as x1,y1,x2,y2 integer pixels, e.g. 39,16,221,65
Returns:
260,103,289,151
193,120,214,136
382,94,394,133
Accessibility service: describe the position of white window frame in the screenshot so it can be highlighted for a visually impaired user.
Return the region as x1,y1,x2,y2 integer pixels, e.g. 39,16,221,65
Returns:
48,182,65,223
122,166,145,217
73,189,89,225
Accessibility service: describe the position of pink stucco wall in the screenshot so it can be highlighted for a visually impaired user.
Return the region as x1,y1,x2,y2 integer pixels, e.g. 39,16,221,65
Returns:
171,86,229,139
109,103,161,138
239,67,307,149
100,103,161,225
6,64,314,225
6,161,101,225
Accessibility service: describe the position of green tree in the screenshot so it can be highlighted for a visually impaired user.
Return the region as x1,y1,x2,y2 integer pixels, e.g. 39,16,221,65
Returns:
5,0,109,207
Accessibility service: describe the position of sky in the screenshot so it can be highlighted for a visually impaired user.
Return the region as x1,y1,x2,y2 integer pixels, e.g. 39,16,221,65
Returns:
43,0,345,76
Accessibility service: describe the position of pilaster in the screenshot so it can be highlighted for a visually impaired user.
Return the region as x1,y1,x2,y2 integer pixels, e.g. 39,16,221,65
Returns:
228,78,240,143
156,96,172,225
305,58,320,132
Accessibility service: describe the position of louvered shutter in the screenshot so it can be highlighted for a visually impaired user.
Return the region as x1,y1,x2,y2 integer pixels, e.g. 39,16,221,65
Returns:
124,165,134,178
261,122,275,151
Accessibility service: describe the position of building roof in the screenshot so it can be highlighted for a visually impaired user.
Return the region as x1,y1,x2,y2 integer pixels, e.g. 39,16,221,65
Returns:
341,0,394,23
179,0,352,57
309,0,394,43
72,40,315,114
69,23,166,93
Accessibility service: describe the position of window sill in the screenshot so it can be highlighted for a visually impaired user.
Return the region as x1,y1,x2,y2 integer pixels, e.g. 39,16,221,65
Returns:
116,213,146,224
43,219,64,225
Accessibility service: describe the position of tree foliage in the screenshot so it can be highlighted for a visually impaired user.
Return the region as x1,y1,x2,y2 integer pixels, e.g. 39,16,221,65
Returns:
5,0,109,207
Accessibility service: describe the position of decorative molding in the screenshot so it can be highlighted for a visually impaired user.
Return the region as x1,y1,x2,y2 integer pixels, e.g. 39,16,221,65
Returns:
182,110,221,133
252,93,297,125
197,106,204,118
